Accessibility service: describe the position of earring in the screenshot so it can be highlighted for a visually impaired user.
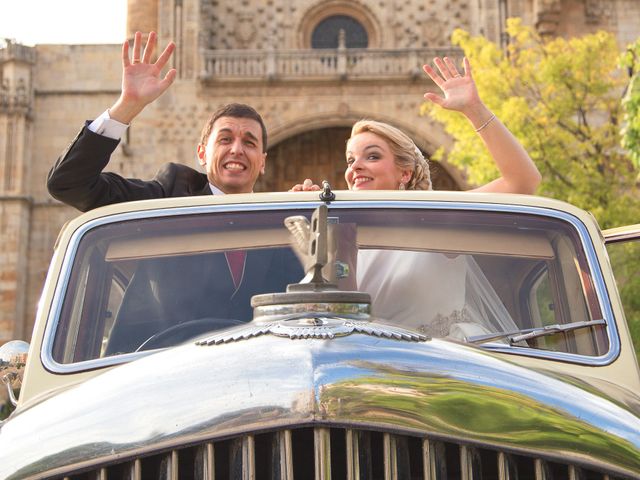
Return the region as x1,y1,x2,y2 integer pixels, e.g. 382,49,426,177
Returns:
398,182,406,190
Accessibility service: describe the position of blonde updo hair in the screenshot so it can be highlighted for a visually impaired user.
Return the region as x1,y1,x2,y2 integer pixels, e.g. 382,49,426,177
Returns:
349,120,432,190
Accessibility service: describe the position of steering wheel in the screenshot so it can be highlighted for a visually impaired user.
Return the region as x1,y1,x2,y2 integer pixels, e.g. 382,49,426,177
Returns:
136,317,246,352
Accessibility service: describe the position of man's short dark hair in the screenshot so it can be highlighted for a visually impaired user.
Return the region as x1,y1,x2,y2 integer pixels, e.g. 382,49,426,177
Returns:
199,103,268,152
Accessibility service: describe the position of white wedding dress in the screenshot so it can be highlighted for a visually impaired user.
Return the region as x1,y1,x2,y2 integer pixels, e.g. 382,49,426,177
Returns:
356,249,518,339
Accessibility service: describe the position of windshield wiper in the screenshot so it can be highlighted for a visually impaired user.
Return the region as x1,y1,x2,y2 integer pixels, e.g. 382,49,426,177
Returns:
467,319,606,345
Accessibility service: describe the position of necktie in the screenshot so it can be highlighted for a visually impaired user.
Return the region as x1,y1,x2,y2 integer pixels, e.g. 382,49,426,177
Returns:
225,250,246,290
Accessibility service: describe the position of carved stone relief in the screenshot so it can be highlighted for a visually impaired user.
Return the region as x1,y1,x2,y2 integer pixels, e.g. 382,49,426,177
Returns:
534,0,562,36
200,0,300,50
235,13,257,48
199,0,471,50
584,0,614,25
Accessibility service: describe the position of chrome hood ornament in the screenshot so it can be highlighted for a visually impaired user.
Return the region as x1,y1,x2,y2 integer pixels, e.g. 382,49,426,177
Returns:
197,203,427,345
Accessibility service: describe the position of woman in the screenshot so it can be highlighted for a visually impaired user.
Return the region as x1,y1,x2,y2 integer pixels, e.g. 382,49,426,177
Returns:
291,56,541,194
291,57,540,338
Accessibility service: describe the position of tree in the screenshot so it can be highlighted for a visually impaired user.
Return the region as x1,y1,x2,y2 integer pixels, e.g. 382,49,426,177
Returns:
621,38,640,170
423,21,640,358
423,18,640,229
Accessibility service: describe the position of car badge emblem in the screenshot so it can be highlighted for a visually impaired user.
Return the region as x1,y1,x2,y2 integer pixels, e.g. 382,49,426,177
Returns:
196,316,427,345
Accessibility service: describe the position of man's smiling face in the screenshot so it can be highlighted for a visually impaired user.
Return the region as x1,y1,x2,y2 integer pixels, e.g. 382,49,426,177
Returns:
197,116,266,194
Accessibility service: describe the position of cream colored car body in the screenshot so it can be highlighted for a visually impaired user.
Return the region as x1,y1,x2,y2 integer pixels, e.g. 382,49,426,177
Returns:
0,191,640,479
20,191,640,407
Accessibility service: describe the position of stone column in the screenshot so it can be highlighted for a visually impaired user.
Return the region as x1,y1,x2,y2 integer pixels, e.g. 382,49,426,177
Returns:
126,0,159,39
0,41,35,343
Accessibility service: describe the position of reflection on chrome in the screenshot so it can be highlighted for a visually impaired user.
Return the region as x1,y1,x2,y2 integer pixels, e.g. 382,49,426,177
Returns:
0,340,29,407
1,334,638,478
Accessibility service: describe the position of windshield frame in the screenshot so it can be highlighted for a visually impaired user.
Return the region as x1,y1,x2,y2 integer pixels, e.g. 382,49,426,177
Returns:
41,200,620,374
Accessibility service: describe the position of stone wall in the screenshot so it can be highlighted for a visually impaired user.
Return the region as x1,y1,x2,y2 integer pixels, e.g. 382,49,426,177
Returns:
199,0,479,51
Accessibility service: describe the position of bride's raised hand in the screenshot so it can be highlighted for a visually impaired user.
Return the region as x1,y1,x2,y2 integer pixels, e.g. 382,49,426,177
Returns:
422,57,481,114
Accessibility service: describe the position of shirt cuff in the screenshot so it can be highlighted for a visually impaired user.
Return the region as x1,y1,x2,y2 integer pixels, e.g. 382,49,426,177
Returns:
88,110,129,140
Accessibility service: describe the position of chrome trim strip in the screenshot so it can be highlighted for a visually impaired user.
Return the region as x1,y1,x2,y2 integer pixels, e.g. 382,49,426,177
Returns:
171,450,179,480
460,445,481,480
535,459,549,480
424,440,446,480
346,429,359,480
314,427,332,480
41,199,620,373
277,430,293,480
568,465,584,480
422,439,432,480
194,443,214,480
498,452,515,480
207,443,215,480
383,433,397,480
131,458,142,480
243,435,255,480
602,224,640,243
229,436,254,480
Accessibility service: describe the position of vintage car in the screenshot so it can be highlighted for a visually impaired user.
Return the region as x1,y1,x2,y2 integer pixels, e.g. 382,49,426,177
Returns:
0,189,639,479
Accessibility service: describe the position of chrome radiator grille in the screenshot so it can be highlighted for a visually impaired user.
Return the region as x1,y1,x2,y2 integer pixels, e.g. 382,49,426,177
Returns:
60,427,625,480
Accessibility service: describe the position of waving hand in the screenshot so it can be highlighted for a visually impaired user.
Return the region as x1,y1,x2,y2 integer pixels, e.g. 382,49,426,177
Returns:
422,57,481,114
421,56,541,194
110,31,177,124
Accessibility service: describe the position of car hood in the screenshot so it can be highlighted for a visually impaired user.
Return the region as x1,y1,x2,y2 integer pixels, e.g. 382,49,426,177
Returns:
1,329,639,479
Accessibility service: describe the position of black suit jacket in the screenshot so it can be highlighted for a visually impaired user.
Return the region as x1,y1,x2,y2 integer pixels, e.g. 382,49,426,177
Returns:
47,125,211,212
106,248,302,354
50,125,304,354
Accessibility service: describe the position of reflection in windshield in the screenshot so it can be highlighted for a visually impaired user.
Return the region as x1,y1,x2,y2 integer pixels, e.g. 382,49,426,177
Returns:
358,250,518,339
51,207,607,364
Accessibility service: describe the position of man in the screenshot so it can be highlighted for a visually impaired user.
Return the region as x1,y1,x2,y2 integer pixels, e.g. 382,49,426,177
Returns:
47,31,267,211
47,32,302,351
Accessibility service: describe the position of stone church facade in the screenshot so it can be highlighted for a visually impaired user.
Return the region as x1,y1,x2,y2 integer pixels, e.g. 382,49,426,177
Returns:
0,0,638,343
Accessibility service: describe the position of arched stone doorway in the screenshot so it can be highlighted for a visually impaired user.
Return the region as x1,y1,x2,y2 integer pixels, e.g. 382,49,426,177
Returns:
257,127,351,192
256,127,460,192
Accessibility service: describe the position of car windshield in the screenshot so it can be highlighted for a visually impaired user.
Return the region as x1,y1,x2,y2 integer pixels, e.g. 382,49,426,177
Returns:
50,206,608,365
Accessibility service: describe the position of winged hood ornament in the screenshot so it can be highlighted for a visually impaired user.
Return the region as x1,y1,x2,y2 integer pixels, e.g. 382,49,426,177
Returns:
197,203,428,346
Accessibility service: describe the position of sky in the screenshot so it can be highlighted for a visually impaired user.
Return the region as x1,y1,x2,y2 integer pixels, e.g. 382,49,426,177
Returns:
0,0,127,46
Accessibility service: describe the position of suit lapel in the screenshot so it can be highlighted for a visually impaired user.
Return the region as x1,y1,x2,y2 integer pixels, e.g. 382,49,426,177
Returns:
198,181,214,196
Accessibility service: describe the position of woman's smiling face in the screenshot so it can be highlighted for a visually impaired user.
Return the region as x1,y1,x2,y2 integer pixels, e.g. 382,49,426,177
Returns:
345,131,409,190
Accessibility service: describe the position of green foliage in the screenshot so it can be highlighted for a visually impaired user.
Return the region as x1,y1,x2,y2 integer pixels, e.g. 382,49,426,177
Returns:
607,241,640,361
321,364,640,470
423,18,640,229
422,21,640,359
620,38,640,170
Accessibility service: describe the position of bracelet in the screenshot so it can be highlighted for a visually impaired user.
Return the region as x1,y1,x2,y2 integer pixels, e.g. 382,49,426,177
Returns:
475,114,496,133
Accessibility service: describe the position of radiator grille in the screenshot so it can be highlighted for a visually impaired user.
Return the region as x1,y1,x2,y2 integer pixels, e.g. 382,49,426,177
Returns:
59,427,626,480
